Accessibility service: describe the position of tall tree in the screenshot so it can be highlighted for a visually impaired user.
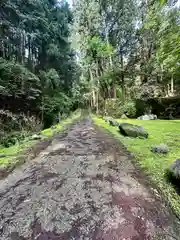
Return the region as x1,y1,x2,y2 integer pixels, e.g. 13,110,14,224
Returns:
72,0,137,106
0,0,77,128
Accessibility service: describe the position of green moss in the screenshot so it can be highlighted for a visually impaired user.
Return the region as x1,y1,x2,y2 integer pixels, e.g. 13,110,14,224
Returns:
41,128,54,137
0,111,81,167
93,116,180,215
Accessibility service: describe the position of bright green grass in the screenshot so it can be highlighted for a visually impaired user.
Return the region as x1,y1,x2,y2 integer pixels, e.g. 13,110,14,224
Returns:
0,140,36,166
0,111,81,167
93,116,180,215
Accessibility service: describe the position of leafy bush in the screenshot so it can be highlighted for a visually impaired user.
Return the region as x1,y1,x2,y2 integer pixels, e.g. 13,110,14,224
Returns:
104,98,136,118
0,58,41,101
42,92,73,128
120,100,136,117
0,110,41,147
1,131,30,148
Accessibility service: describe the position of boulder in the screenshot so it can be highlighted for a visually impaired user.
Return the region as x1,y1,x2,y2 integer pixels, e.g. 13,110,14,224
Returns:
137,114,157,120
119,123,149,138
151,144,169,154
103,117,119,126
103,116,113,123
170,159,180,179
31,134,42,140
120,114,128,119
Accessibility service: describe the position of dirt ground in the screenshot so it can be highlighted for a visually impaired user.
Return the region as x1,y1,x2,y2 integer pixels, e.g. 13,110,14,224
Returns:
0,118,179,240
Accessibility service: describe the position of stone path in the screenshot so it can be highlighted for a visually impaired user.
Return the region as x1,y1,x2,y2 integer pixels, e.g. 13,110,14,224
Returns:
0,118,179,240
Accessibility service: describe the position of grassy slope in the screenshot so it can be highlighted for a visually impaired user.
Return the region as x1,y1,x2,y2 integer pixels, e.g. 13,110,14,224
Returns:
93,116,180,215
0,111,81,167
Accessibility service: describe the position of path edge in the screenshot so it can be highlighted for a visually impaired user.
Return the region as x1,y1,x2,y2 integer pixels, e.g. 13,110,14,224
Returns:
0,111,82,180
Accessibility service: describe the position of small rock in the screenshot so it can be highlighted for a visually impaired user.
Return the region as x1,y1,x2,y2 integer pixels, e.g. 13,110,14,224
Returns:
0,165,7,178
103,116,113,123
109,119,119,127
170,159,180,179
31,134,42,140
151,144,169,154
137,114,157,120
120,114,128,119
103,117,119,126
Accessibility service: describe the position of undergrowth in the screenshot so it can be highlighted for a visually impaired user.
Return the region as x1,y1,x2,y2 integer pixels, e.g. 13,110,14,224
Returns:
0,110,81,167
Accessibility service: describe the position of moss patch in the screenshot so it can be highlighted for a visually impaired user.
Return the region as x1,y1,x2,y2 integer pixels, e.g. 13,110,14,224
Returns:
0,111,81,167
93,116,180,215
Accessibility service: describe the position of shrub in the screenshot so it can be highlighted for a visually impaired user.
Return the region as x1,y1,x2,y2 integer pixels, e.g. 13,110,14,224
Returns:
104,98,136,118
0,110,41,147
0,58,41,105
120,100,136,117
1,131,28,148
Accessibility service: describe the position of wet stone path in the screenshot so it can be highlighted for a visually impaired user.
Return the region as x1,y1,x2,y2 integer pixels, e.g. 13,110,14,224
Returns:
0,118,179,240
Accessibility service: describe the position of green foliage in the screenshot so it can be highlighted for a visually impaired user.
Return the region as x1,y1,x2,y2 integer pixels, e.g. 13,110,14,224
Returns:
0,58,41,100
157,9,180,75
159,0,168,5
104,99,121,117
104,98,136,118
0,0,78,138
121,100,136,117
0,109,41,147
39,69,60,90
0,111,81,167
1,131,29,148
38,68,74,126
87,36,114,59
140,2,180,96
44,93,71,113
72,0,142,112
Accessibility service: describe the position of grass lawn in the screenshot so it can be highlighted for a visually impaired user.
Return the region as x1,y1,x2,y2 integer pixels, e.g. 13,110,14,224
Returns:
0,110,81,167
93,116,180,215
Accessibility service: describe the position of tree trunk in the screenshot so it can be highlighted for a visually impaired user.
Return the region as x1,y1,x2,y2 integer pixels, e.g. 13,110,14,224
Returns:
105,29,112,67
96,91,99,114
167,84,170,96
160,64,163,82
120,50,125,100
41,96,44,124
58,111,61,122
113,86,116,98
89,68,96,107
21,31,25,64
92,90,96,107
28,35,32,70
90,95,93,108
95,63,100,114
171,74,174,94
0,40,5,58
